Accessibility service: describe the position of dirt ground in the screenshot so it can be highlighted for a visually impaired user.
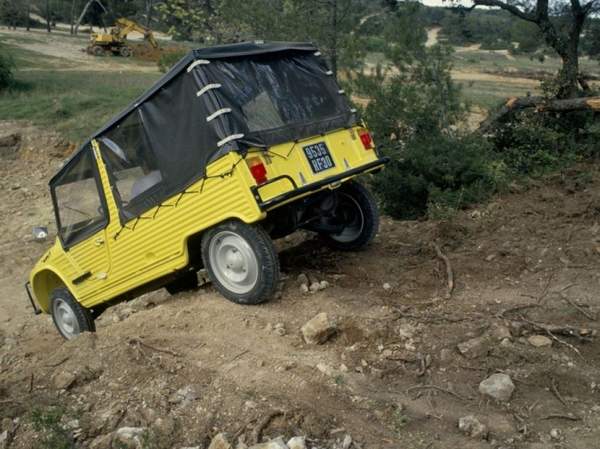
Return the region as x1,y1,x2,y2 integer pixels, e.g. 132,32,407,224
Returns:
1,121,600,449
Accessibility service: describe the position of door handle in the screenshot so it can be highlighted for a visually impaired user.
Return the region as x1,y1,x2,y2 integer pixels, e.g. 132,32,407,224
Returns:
95,238,105,246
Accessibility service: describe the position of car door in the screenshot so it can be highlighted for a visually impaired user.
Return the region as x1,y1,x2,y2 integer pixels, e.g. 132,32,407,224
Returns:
51,143,111,299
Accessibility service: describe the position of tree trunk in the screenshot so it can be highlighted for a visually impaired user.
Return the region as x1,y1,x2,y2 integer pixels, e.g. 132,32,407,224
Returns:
75,0,95,34
26,1,31,31
45,0,51,32
479,95,600,132
70,0,77,35
145,0,153,28
330,0,338,79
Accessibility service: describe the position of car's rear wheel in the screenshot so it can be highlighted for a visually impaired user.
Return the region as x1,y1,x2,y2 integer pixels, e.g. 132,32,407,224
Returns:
201,221,279,305
324,181,379,251
50,288,95,340
91,45,105,56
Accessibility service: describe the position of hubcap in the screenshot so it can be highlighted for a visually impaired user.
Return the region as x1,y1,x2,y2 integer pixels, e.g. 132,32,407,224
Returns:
209,231,258,294
330,193,364,243
53,298,80,339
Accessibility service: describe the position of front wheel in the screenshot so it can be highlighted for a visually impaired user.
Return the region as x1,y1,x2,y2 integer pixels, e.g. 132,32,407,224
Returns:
50,288,95,340
201,221,280,305
323,181,379,251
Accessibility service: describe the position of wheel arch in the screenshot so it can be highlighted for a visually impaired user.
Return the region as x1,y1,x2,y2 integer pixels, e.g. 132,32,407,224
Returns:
31,269,69,314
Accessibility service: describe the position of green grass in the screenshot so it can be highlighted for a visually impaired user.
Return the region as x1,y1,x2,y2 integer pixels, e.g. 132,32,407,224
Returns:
0,70,160,142
459,79,537,110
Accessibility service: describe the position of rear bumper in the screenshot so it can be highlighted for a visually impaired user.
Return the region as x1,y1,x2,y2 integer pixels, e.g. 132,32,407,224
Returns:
24,281,42,315
251,157,390,210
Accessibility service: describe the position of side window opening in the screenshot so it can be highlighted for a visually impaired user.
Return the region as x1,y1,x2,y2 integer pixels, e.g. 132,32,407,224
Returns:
53,146,106,246
98,112,163,214
99,137,162,205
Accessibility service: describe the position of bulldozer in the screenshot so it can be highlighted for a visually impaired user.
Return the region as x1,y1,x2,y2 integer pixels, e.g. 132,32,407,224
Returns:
87,18,158,57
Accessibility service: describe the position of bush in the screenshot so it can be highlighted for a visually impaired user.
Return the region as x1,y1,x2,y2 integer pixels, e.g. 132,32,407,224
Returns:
0,51,14,90
157,48,188,72
490,110,597,175
372,134,505,219
359,42,505,219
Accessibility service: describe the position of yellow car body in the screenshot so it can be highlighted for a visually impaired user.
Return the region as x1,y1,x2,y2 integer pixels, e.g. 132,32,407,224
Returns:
25,42,387,338
27,127,385,314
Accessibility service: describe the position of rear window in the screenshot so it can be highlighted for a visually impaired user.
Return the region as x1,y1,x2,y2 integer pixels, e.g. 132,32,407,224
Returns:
204,53,349,135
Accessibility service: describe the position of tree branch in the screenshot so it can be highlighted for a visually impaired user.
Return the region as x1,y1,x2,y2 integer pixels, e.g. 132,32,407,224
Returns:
472,0,537,22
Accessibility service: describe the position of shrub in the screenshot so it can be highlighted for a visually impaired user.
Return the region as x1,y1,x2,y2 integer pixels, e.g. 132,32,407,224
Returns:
157,48,188,73
360,43,505,219
372,133,505,219
0,51,14,90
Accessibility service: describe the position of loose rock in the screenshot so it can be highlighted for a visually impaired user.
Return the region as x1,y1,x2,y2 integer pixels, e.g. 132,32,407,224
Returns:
248,437,288,449
169,385,199,406
458,415,488,439
301,312,336,344
309,282,321,292
53,370,77,390
113,427,145,449
528,335,552,348
287,436,306,449
479,373,515,402
457,336,489,359
208,433,232,449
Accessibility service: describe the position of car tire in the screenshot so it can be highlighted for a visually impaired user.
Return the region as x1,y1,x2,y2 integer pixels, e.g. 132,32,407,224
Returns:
50,288,95,340
323,181,379,251
165,270,199,295
201,220,279,305
92,46,105,56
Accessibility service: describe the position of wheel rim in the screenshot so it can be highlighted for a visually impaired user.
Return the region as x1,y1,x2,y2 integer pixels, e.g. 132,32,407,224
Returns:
209,230,258,294
53,297,80,339
330,193,365,243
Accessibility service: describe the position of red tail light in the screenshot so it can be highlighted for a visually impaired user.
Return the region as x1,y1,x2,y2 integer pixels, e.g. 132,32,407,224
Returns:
358,129,374,150
248,158,268,185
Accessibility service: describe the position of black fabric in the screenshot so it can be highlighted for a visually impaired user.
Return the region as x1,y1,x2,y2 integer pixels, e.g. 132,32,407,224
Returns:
50,41,357,224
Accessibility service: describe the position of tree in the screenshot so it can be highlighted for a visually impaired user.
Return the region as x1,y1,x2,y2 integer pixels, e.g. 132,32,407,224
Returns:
466,0,600,98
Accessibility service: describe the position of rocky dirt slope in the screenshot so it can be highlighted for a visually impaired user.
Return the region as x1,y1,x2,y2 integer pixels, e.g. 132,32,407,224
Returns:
1,121,600,449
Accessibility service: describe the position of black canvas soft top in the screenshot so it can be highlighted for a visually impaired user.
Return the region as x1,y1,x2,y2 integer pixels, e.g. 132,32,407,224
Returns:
50,41,355,222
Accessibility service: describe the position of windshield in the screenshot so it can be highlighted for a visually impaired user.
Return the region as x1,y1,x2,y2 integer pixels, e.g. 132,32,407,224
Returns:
202,53,351,139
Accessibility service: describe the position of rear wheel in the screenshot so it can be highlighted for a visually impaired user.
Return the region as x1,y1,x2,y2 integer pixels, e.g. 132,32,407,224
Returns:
50,288,95,340
323,181,379,251
201,221,279,305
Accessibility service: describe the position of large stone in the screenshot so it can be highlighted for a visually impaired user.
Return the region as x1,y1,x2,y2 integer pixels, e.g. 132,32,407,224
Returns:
113,427,145,449
169,385,200,406
53,370,77,390
208,433,232,449
457,336,489,359
301,313,336,345
528,335,552,348
479,374,515,402
458,415,488,439
0,430,9,449
89,433,114,449
287,436,306,449
248,437,288,449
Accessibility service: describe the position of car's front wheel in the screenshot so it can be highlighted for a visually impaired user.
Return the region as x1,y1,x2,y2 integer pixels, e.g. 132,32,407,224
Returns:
50,288,95,340
201,221,279,305
323,181,379,251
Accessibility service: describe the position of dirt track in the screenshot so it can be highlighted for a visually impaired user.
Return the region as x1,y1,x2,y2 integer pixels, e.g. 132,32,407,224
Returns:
2,122,600,449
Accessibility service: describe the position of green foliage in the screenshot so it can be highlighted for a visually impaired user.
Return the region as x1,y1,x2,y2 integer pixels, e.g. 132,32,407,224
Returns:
356,8,505,220
30,406,73,449
373,134,504,219
157,48,188,72
0,49,14,90
490,111,597,175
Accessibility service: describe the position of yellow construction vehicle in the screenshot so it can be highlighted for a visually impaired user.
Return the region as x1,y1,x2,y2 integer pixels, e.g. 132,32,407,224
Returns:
87,18,158,57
